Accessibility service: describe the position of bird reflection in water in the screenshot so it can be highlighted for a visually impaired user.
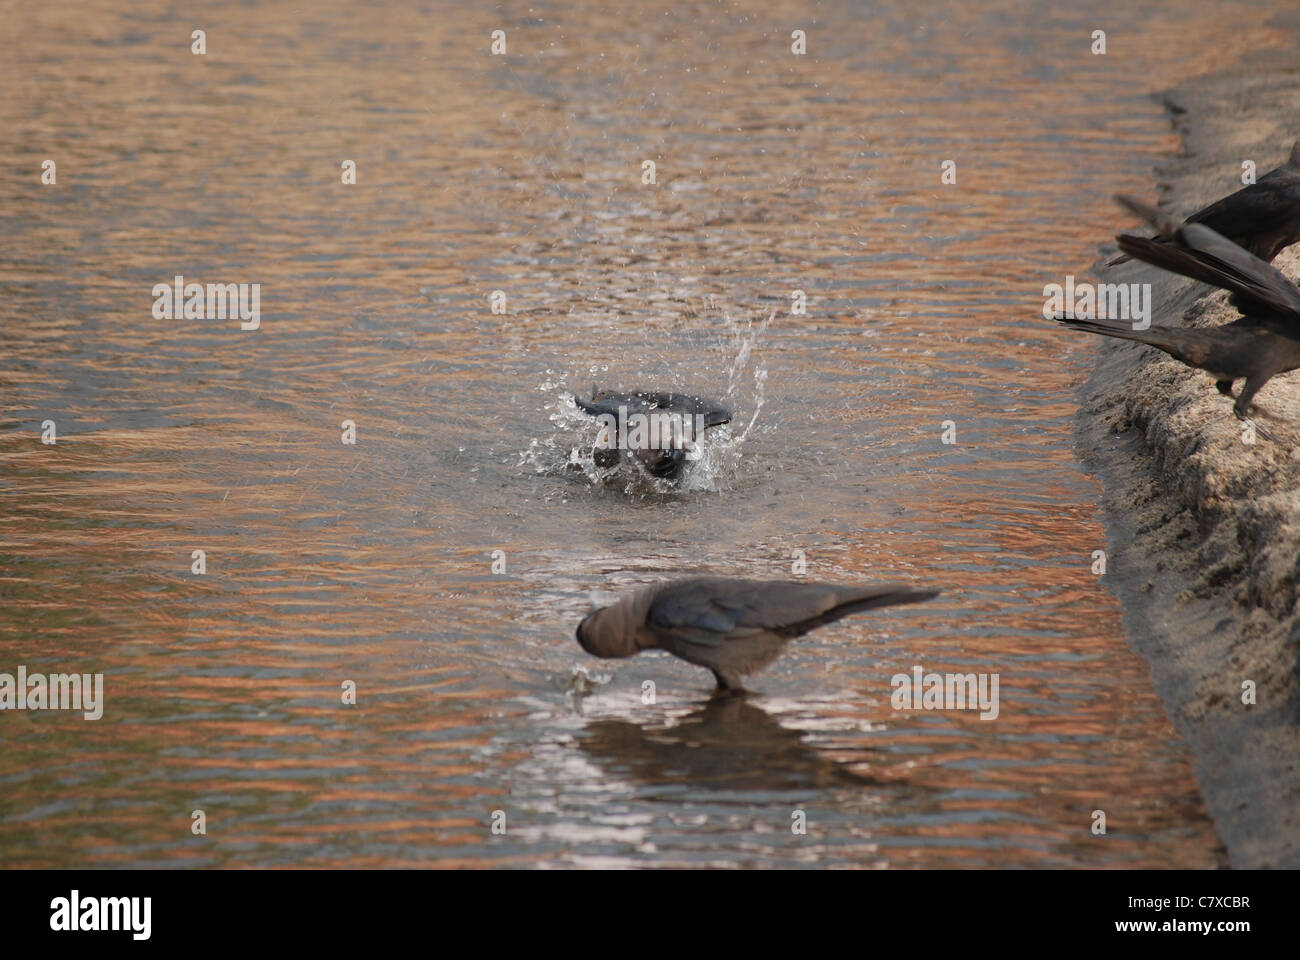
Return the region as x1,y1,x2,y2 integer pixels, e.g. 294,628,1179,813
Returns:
576,691,913,795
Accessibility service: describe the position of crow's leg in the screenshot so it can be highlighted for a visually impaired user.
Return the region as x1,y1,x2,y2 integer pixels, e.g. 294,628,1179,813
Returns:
1233,378,1266,420
1232,377,1290,424
1215,379,1235,397
712,670,746,694
1232,378,1289,445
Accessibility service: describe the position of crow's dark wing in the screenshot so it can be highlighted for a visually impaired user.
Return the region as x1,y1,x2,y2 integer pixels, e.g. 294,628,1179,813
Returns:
1123,224,1300,321
1178,223,1300,319
645,579,776,645
1116,233,1239,290
1116,196,1300,322
1187,172,1300,242
577,390,732,428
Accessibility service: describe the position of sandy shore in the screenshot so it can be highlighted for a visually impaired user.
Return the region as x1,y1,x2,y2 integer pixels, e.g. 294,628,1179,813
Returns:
1077,14,1300,868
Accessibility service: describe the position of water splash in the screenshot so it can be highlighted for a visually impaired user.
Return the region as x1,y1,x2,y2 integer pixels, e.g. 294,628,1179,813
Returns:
518,310,770,494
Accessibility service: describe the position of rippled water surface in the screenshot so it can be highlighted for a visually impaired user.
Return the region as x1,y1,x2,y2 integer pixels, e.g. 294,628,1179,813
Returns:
2,0,1290,867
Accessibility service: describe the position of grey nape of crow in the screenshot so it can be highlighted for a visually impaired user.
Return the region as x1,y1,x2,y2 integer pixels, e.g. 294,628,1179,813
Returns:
1108,139,1300,265
1056,194,1300,426
574,388,732,479
576,578,939,691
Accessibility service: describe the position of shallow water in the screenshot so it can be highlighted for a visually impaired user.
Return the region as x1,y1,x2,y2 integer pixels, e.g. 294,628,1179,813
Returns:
1,0,1288,867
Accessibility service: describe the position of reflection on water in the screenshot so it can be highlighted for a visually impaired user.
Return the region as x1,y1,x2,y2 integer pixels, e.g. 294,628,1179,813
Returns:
2,0,1280,866
578,693,887,792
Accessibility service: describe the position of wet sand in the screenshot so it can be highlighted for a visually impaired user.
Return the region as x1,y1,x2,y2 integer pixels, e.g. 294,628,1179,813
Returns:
1077,8,1300,868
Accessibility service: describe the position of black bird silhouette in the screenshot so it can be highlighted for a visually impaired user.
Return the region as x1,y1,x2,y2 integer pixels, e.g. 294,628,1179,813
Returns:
1109,140,1300,265
574,388,732,480
576,577,938,691
1057,195,1300,435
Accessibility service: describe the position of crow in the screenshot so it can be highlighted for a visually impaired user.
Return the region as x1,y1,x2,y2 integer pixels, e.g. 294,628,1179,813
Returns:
1056,195,1300,436
1109,140,1300,265
573,388,732,480
576,577,938,691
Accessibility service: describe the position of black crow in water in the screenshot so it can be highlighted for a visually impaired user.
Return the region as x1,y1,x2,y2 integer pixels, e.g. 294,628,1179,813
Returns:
1058,195,1300,436
1109,140,1300,265
574,388,732,480
576,578,938,691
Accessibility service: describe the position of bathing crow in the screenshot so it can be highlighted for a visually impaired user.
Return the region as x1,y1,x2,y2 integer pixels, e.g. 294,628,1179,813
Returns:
574,388,732,480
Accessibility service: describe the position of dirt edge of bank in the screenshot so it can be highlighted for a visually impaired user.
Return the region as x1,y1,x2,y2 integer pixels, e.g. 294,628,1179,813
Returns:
1077,20,1300,868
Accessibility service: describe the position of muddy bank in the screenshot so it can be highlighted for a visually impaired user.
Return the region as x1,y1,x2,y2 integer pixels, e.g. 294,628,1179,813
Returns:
1077,19,1300,868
